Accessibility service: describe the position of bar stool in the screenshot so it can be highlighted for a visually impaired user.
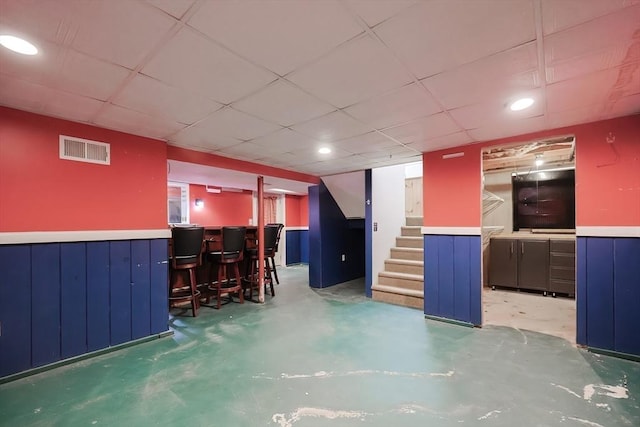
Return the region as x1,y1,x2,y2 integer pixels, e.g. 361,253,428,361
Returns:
207,226,247,309
169,226,205,317
244,224,279,300
266,223,284,284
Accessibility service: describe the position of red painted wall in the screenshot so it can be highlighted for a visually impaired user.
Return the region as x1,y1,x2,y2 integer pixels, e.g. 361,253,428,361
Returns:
285,194,309,227
422,115,640,227
0,107,168,231
188,184,253,227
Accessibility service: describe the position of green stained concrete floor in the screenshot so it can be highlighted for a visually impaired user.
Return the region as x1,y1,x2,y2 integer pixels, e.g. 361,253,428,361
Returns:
1,265,638,427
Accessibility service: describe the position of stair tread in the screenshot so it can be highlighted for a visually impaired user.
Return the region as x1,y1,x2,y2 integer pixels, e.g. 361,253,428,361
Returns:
378,271,423,280
385,259,424,265
372,284,424,297
392,247,423,252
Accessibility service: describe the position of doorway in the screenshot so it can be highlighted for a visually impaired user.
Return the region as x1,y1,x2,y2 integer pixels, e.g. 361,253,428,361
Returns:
481,136,577,343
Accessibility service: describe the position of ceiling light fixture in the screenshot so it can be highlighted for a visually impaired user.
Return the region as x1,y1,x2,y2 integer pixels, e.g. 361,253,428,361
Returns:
509,97,534,111
318,147,331,154
0,35,38,55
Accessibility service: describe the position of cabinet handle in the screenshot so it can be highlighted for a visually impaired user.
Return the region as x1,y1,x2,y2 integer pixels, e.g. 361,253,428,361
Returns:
521,243,525,255
510,242,514,255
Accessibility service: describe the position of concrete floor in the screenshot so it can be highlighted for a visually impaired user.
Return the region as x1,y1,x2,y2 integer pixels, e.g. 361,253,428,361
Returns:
483,288,577,344
0,265,638,426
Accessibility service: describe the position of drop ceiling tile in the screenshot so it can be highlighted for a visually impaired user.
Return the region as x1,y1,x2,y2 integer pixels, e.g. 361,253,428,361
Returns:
407,131,475,153
422,42,539,110
541,0,638,35
334,131,402,155
142,27,276,104
170,122,243,151
146,0,195,19
467,115,547,142
374,0,536,78
287,34,413,108
232,80,335,127
546,47,630,85
603,92,640,119
187,0,363,76
0,75,50,114
448,91,544,130
346,0,419,27
547,105,604,129
198,108,282,141
94,104,185,140
69,1,176,69
291,110,372,142
52,50,131,101
0,38,62,86
113,74,223,125
357,145,421,161
344,83,442,130
546,67,625,113
381,113,463,144
216,142,269,162
42,90,105,123
544,6,640,64
250,129,316,154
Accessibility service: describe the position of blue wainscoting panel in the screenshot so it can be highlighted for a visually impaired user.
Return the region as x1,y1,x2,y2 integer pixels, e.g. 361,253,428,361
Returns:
0,238,170,379
61,243,88,359
468,237,482,326
585,238,615,351
576,238,587,346
285,230,301,265
424,235,482,326
131,240,151,340
149,239,168,335
87,242,111,352
613,238,640,355
0,245,32,377
437,236,455,319
300,230,309,264
453,237,471,322
31,244,61,367
424,236,439,317
109,241,132,346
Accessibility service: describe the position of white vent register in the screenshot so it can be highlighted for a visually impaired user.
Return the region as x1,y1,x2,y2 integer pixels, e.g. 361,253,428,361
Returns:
59,135,110,165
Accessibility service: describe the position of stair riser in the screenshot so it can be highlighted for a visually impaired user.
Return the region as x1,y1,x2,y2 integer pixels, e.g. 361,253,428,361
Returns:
390,249,423,261
378,275,423,291
372,291,423,310
405,217,423,227
396,237,423,248
384,262,424,275
401,227,422,237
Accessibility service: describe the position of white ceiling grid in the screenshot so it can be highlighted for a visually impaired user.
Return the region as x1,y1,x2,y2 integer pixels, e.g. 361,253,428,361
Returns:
0,0,638,191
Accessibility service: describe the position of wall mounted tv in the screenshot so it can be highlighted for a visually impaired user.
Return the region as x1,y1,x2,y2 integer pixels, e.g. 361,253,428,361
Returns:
512,169,575,231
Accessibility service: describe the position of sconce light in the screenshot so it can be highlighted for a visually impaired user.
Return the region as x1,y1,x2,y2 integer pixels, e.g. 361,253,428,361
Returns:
194,199,204,208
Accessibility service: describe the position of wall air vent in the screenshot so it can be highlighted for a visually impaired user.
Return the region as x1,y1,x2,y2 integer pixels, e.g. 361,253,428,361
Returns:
59,135,110,165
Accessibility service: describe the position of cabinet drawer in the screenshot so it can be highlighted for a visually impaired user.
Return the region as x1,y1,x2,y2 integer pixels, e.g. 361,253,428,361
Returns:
550,252,575,268
550,239,575,253
550,265,575,281
549,278,575,295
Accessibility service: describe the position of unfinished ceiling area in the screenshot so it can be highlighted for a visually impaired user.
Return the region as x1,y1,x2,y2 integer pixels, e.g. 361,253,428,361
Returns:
483,136,575,172
0,0,638,180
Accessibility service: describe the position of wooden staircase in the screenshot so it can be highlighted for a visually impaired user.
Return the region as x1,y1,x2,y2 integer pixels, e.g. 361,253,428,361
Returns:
372,217,424,309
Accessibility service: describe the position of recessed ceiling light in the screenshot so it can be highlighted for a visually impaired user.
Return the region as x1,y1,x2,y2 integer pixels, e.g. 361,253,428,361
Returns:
509,97,534,111
535,154,544,167
0,35,38,55
318,147,331,154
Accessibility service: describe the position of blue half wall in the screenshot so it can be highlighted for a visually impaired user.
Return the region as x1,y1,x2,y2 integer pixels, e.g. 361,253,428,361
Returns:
308,183,365,288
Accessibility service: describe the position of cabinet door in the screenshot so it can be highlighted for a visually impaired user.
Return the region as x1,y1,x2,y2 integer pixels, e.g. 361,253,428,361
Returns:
489,239,518,288
518,239,549,291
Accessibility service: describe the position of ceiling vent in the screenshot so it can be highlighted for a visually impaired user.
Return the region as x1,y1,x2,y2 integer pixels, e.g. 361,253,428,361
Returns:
59,135,110,165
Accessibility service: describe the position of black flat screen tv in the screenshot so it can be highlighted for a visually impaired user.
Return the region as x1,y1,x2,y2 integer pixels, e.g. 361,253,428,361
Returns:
512,169,575,231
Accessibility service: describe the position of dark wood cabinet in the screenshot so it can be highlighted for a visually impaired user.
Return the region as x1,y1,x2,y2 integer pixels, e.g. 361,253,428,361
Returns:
549,239,576,296
489,238,518,288
489,236,574,296
518,239,549,291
